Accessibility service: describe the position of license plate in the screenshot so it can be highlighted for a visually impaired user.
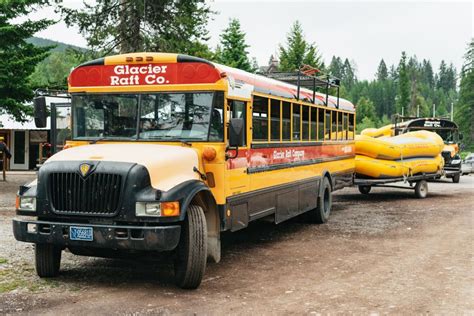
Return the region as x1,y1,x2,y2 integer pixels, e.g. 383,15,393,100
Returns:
70,226,93,241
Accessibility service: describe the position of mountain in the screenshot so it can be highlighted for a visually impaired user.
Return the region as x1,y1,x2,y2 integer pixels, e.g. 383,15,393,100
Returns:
26,36,87,52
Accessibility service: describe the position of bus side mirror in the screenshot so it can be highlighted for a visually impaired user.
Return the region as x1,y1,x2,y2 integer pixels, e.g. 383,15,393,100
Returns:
229,118,244,147
34,97,47,128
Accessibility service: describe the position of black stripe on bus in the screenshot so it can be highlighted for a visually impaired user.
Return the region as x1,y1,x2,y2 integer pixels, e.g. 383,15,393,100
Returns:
75,57,105,68
177,54,215,66
247,155,354,174
251,140,355,149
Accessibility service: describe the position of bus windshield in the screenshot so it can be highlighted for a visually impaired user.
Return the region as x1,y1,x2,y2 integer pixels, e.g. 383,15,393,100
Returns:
72,92,224,142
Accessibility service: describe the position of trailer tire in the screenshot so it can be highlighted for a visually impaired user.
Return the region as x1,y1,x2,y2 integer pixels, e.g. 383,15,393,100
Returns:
358,185,371,195
414,180,428,199
35,243,61,278
452,173,460,183
174,204,208,289
309,177,332,224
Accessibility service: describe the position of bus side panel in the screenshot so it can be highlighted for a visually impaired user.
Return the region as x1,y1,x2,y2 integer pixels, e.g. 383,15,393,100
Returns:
226,176,321,230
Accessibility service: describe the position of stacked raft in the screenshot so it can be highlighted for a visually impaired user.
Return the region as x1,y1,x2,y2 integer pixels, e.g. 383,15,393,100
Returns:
355,130,444,179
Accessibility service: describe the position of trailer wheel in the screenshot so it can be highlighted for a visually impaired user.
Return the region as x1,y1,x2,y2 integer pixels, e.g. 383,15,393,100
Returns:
452,173,460,183
414,180,428,199
35,243,61,277
174,204,208,289
358,185,371,195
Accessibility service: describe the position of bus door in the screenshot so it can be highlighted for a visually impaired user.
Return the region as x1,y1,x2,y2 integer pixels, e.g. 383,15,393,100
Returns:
50,102,72,154
226,99,249,196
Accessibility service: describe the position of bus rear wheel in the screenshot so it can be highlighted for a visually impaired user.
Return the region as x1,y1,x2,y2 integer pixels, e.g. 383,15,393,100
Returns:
174,204,208,289
35,243,61,277
309,177,332,224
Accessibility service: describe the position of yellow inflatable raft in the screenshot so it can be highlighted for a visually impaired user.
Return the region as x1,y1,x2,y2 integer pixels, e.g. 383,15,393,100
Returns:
360,124,393,138
355,131,444,160
355,154,444,178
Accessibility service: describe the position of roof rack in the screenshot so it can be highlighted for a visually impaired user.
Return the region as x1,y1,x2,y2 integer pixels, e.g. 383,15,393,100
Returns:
264,64,341,108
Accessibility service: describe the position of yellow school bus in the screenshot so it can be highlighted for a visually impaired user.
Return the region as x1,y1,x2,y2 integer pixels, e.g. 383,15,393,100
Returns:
13,53,356,289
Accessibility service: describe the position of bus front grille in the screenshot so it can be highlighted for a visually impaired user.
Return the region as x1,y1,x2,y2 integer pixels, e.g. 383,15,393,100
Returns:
49,172,122,216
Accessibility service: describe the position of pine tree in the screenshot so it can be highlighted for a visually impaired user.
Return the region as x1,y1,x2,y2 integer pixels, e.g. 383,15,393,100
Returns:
218,18,253,72
396,52,410,115
59,0,212,55
329,56,344,78
455,40,474,147
342,58,356,89
0,0,54,121
279,21,323,71
376,59,388,81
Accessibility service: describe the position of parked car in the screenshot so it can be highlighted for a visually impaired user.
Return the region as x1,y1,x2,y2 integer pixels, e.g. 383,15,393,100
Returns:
461,153,474,175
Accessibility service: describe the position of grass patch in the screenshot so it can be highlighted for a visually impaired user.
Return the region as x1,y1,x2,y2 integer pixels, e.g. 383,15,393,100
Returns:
0,258,7,264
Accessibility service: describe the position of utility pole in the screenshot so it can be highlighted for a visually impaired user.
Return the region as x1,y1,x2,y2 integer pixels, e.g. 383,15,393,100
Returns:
432,103,436,117
417,104,420,117
450,102,454,121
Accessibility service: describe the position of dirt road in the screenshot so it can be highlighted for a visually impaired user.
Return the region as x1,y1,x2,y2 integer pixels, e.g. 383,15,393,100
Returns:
1,174,473,314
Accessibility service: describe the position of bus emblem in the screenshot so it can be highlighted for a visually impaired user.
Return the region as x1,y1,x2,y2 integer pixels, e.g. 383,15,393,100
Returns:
79,163,92,177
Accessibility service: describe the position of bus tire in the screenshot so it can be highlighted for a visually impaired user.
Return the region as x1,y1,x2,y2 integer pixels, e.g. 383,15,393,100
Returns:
452,173,460,183
35,243,61,278
358,185,371,194
174,204,208,289
309,177,332,224
414,180,428,199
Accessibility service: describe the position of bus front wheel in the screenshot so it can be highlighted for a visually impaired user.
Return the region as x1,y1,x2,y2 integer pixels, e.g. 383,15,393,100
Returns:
309,177,332,224
174,204,208,289
35,243,61,278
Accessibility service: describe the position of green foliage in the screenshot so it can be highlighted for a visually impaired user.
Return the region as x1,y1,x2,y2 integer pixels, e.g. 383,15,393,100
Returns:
0,0,54,121
29,49,88,89
455,39,474,147
27,36,86,53
356,116,376,133
279,21,323,71
355,96,376,124
58,0,212,55
215,18,253,72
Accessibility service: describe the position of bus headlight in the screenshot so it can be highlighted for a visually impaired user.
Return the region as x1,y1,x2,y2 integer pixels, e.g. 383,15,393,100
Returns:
135,201,180,217
18,197,36,212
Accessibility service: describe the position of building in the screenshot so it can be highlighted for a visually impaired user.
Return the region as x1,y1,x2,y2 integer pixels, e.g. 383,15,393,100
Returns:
0,97,70,170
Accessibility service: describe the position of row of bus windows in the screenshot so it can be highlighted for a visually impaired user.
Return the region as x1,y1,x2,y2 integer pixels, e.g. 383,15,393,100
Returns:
252,95,355,142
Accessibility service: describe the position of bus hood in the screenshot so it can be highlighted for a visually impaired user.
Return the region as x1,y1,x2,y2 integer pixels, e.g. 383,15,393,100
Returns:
45,143,200,191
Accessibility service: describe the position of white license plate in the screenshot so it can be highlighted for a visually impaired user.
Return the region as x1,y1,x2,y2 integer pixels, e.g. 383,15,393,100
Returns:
70,226,93,241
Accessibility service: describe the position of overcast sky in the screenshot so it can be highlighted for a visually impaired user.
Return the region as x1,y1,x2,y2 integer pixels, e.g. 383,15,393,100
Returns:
32,1,473,80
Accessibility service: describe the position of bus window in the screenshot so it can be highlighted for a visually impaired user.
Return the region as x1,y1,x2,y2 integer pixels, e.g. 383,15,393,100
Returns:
325,111,331,140
282,102,291,141
348,113,355,140
253,96,268,141
337,111,344,140
318,108,325,140
311,107,317,141
343,113,348,140
228,99,246,145
331,111,338,140
302,105,309,140
209,92,224,141
271,99,281,141
293,104,301,141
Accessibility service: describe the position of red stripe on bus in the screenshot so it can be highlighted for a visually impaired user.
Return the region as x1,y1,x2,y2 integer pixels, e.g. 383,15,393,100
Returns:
226,143,355,170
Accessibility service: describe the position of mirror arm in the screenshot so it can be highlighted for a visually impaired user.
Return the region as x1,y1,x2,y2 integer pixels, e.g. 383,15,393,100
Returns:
225,146,239,161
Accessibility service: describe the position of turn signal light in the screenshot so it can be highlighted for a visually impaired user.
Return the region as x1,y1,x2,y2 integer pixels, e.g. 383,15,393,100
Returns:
15,196,20,209
202,146,217,161
161,202,180,217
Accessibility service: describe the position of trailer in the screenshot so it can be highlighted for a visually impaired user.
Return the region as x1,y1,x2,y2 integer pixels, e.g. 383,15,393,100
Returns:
354,172,442,199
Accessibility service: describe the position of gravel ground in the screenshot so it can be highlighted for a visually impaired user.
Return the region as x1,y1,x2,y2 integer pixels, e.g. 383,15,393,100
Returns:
0,173,473,314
